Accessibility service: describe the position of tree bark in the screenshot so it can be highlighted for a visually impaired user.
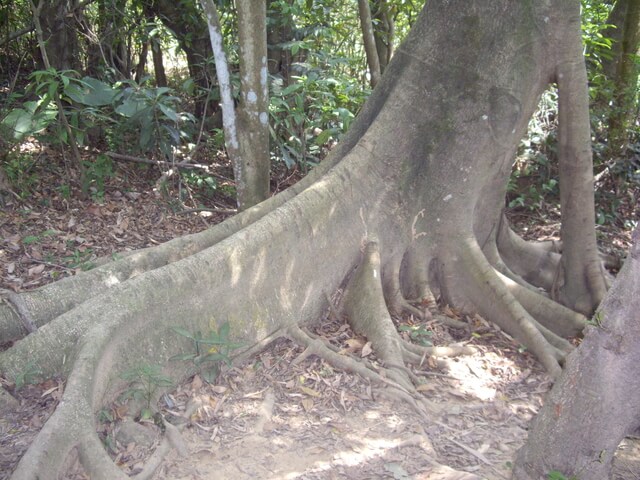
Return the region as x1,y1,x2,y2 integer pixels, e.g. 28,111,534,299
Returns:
200,0,270,211
512,227,640,479
555,0,609,315
236,0,270,209
358,0,382,87
603,0,640,159
151,34,167,87
372,0,394,72
152,0,215,118
1,2,609,478
36,0,81,71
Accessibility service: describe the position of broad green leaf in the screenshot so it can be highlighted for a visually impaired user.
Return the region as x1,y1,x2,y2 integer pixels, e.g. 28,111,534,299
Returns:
1,107,56,140
155,87,172,98
314,129,332,145
171,326,196,340
159,103,179,122
218,322,230,341
66,77,118,106
281,83,303,96
116,98,147,117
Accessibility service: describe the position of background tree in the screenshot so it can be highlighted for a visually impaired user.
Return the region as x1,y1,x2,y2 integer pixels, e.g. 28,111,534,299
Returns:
34,0,82,71
151,0,217,118
358,0,382,87
200,0,270,210
371,0,394,72
601,0,640,160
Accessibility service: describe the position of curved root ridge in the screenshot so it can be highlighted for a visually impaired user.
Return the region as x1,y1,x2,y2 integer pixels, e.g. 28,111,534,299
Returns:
445,237,565,378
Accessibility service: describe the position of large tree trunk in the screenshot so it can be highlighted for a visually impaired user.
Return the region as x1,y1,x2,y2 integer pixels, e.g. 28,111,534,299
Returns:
1,1,607,478
512,226,640,479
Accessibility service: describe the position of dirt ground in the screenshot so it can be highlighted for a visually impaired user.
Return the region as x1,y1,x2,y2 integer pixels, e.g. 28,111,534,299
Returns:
1,151,639,479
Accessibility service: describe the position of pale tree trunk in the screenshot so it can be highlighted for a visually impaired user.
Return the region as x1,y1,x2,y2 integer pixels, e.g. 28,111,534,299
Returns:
1,2,609,478
236,0,270,208
358,0,382,87
512,226,640,479
200,0,269,211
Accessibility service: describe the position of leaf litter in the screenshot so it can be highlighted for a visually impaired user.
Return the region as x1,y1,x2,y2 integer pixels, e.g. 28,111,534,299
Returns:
1,151,639,479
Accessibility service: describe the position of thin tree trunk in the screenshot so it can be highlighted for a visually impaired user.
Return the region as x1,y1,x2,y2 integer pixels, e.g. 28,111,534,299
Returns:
200,0,269,210
236,0,270,208
605,0,640,159
358,0,382,88
555,0,608,315
151,37,167,87
134,41,149,83
152,0,214,117
372,0,394,72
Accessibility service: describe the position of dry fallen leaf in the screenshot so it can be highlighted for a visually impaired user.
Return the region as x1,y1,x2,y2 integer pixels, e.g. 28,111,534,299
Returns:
190,375,203,391
28,264,45,276
301,398,314,412
416,383,437,393
299,385,321,397
340,337,365,354
361,341,373,357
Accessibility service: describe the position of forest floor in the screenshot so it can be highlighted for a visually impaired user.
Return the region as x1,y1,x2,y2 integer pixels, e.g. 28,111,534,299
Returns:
0,147,639,479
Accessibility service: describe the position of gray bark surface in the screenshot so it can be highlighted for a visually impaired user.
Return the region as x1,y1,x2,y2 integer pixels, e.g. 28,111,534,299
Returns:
513,227,640,479
0,2,609,478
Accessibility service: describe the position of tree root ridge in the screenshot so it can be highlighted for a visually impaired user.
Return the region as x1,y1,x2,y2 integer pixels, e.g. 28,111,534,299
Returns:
0,151,346,345
286,325,436,417
338,241,473,391
441,237,567,378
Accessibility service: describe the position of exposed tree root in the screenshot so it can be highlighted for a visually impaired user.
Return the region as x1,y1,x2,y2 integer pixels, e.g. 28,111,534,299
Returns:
495,270,586,337
287,325,437,417
382,254,426,318
341,241,474,390
441,237,566,378
497,218,561,292
0,148,350,344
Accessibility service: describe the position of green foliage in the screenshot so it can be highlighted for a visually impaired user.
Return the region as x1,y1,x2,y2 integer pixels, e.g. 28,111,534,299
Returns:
81,154,114,200
113,82,195,158
181,170,218,198
508,89,560,211
12,361,43,390
2,152,40,198
547,471,577,480
1,67,195,161
119,364,173,420
170,322,243,383
398,323,433,347
581,0,615,68
266,0,423,170
63,247,95,271
270,72,365,169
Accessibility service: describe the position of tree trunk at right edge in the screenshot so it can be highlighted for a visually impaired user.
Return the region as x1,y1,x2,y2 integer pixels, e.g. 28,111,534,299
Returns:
513,227,640,480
